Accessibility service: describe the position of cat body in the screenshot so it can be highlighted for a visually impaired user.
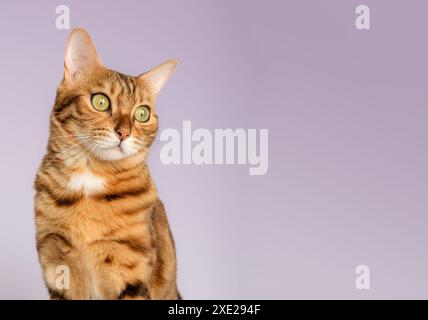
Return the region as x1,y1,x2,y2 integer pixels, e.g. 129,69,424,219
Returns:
34,28,179,300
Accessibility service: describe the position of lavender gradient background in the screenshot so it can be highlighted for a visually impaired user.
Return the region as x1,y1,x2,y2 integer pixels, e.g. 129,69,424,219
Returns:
0,0,427,299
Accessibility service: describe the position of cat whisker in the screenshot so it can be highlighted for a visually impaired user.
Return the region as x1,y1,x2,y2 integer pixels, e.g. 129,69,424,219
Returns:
49,137,92,150
48,137,92,154
68,141,96,165
47,134,92,141
87,144,98,167
45,137,93,167
137,159,149,183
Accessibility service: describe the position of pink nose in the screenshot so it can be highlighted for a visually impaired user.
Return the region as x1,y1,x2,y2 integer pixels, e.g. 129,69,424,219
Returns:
115,126,130,141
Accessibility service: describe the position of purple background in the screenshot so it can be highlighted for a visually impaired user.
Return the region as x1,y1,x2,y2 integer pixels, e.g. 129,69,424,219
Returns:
0,0,427,299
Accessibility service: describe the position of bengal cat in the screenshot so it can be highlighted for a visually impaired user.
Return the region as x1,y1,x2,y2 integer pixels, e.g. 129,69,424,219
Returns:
34,28,180,300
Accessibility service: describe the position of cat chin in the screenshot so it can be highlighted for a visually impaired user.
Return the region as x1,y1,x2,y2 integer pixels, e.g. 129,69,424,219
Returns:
85,136,140,162
93,146,136,162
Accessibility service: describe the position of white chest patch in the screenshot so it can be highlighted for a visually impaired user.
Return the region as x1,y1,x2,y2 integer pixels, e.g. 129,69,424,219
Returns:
67,171,105,196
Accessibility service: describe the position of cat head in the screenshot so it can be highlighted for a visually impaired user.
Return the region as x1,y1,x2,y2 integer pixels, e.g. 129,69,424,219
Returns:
51,28,177,162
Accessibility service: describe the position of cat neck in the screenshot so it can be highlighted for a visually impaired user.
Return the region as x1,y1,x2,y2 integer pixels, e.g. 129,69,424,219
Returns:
73,153,147,174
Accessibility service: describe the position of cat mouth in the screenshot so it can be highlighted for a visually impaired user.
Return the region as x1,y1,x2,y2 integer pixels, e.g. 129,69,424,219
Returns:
92,139,136,161
93,143,128,161
97,143,124,154
109,144,124,152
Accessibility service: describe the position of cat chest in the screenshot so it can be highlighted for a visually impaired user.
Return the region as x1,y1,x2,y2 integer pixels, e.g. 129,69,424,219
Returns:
67,171,106,196
37,167,155,243
59,198,152,246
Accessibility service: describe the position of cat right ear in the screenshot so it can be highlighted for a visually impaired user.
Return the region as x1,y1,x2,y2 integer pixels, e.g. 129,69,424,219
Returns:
64,28,102,81
137,60,178,96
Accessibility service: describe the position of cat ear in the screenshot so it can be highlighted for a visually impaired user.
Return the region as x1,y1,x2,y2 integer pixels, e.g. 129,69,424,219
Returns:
64,28,102,80
138,60,178,96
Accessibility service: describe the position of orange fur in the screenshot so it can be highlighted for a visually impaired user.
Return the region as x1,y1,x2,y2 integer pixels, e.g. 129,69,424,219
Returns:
34,28,179,300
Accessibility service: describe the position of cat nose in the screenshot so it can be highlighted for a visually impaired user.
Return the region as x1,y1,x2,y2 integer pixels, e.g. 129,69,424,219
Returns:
115,126,130,141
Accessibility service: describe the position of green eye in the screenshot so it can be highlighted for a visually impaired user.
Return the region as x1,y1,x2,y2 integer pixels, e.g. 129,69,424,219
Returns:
134,106,150,123
91,93,110,111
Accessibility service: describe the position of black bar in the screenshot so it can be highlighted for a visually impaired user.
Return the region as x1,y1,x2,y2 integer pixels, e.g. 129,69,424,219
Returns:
0,300,423,318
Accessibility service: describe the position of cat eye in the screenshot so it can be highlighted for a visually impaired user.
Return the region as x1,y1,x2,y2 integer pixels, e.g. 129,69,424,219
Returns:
91,93,110,111
134,106,150,123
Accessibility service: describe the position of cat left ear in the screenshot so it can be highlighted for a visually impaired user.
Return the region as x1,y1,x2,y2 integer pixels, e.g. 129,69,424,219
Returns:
138,60,178,96
64,28,102,81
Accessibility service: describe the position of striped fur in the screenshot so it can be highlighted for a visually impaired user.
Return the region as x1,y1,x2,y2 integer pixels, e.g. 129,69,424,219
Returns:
35,29,179,300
